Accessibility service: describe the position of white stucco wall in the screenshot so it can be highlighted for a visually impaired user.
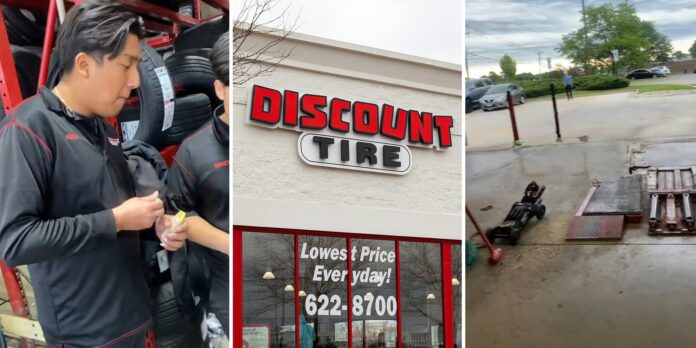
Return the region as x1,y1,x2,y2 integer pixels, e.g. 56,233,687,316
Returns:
233,31,462,240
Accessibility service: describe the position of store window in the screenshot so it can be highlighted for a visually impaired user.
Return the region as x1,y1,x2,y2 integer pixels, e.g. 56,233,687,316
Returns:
236,229,460,348
299,235,348,347
351,239,398,348
400,242,443,348
243,232,296,348
452,244,462,347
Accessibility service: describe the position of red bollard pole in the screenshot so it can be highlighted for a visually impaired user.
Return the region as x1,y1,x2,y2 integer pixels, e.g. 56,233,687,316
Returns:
551,83,562,142
507,91,521,146
465,205,503,265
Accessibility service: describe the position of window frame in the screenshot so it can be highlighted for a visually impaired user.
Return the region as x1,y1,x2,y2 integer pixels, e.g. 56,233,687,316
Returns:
233,225,461,348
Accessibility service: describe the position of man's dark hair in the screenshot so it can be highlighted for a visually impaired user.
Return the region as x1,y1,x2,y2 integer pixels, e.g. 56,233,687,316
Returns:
56,0,144,75
210,32,229,86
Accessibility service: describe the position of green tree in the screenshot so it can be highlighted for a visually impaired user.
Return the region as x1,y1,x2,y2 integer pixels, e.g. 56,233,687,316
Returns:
558,3,672,74
515,72,535,80
485,71,503,83
673,50,688,60
499,54,517,80
689,41,696,58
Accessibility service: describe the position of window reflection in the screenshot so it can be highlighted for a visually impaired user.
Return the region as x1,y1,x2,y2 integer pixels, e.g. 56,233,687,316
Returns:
299,235,348,348
452,244,462,348
351,239,397,348
400,242,443,348
243,232,296,348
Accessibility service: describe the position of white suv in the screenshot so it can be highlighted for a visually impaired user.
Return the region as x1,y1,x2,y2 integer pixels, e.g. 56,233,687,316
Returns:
649,66,670,77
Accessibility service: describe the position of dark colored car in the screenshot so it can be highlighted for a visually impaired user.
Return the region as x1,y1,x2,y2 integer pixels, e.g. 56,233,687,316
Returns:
626,69,659,79
465,78,493,113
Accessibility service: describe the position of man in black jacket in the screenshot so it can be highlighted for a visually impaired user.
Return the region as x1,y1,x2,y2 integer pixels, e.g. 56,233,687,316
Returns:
168,32,229,336
0,1,188,346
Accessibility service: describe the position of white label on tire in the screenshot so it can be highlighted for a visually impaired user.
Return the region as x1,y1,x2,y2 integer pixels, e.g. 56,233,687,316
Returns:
155,67,175,131
121,120,139,141
161,99,175,131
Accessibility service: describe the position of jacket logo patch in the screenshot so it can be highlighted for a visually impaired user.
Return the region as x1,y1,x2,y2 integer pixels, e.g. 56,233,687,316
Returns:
107,137,120,146
214,160,229,169
65,133,79,140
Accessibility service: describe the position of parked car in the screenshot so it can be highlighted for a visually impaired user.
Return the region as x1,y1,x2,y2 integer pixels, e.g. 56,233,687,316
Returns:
465,77,493,113
480,83,525,111
649,66,670,77
626,69,660,79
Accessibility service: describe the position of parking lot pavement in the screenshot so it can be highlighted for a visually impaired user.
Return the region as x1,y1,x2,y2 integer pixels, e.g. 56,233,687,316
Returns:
466,139,696,348
466,89,696,149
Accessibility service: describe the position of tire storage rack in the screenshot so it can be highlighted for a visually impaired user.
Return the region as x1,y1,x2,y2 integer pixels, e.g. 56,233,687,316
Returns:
0,0,228,347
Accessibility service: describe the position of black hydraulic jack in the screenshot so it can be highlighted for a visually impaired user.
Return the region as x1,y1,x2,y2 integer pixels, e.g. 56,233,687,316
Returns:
486,182,546,245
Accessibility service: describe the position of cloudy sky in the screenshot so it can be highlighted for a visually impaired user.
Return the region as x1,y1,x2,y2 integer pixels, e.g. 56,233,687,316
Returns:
233,0,462,65
466,0,696,78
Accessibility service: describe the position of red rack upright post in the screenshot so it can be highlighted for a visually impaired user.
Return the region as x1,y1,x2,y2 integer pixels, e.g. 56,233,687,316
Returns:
38,0,59,88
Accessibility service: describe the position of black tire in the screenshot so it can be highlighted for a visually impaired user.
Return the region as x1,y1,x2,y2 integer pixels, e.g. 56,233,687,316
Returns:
151,281,205,348
124,42,174,149
163,94,212,147
173,15,228,51
485,228,495,244
165,53,220,107
3,7,47,46
11,45,42,99
153,0,186,11
536,205,546,220
173,48,212,59
509,228,521,245
465,98,473,113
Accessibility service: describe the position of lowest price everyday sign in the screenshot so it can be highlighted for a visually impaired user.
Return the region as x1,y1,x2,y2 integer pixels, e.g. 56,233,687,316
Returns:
300,242,397,318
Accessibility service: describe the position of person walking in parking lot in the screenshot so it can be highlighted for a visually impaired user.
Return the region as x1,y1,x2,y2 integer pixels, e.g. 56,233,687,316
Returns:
167,32,230,336
0,1,188,346
563,72,574,100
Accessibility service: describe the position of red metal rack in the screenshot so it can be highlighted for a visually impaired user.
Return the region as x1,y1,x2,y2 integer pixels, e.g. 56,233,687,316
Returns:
0,0,228,346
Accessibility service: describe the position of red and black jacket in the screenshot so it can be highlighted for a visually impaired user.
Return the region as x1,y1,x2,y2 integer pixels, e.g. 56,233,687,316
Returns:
0,87,151,346
167,106,229,333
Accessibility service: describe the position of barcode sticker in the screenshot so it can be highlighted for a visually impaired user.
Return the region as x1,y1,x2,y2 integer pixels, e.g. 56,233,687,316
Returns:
156,249,169,273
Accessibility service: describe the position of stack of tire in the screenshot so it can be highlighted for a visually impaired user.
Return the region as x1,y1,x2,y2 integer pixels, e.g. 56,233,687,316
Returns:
141,14,228,348
0,6,52,118
117,14,227,150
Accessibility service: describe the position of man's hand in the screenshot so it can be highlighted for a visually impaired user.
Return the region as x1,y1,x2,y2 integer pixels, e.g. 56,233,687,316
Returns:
155,215,189,251
112,191,164,232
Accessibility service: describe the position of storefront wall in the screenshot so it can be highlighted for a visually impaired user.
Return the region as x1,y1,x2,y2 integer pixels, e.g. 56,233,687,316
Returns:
233,31,462,240
233,31,463,347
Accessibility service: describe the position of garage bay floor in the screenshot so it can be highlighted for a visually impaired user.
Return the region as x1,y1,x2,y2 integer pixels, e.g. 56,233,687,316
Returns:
466,139,696,348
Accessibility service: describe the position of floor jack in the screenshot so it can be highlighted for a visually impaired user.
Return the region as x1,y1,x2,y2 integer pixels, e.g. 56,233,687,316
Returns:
486,182,546,245
466,205,503,265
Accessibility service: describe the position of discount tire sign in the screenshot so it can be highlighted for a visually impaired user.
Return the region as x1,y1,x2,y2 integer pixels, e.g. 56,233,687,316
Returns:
246,85,455,175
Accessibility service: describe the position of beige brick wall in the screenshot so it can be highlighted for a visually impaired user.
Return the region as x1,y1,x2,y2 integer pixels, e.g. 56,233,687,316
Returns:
233,31,462,239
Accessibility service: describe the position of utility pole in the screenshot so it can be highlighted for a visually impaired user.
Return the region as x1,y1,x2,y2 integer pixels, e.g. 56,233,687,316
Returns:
582,0,589,72
465,52,470,79
464,29,471,79
537,51,543,74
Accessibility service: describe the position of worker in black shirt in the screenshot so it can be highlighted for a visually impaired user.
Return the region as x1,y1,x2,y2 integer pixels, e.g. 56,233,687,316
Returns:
0,1,188,346
167,32,230,335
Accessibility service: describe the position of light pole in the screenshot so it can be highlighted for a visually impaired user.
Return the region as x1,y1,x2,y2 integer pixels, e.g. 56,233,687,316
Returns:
426,290,435,347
